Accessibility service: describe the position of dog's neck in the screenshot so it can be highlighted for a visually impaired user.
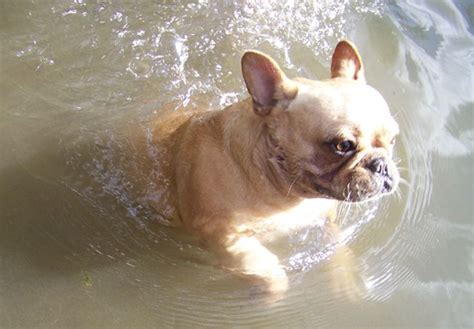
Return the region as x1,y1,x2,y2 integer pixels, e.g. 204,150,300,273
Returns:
222,98,303,210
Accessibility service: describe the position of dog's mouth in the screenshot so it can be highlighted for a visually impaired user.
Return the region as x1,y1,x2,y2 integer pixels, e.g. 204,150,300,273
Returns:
301,159,399,203
309,181,341,200
306,173,397,202
344,174,397,202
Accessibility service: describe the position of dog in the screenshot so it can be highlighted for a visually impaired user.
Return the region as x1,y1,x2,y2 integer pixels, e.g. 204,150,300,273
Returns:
130,40,400,297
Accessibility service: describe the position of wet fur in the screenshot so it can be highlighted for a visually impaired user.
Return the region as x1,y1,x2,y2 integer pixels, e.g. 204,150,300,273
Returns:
132,41,400,297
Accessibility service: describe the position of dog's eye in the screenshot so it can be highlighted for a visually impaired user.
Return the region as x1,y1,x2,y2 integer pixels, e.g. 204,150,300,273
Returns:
333,140,356,154
390,137,396,145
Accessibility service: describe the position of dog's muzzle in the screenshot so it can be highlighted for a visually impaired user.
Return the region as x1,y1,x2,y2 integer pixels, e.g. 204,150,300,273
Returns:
366,157,395,193
339,153,399,202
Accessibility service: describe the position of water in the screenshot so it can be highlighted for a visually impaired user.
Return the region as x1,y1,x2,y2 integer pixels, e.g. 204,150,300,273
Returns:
1,0,473,328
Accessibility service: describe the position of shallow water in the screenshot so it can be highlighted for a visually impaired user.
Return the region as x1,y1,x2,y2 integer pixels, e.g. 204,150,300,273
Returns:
1,0,473,328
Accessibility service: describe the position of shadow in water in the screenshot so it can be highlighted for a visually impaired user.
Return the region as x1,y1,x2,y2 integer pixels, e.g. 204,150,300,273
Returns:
0,128,203,279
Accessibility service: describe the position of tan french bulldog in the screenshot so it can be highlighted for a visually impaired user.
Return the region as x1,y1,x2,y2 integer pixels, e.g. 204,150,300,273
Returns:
135,40,399,296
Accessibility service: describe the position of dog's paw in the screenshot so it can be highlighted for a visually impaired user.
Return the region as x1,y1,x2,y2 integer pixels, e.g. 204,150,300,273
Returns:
223,235,289,300
327,244,366,302
262,265,289,294
247,266,288,303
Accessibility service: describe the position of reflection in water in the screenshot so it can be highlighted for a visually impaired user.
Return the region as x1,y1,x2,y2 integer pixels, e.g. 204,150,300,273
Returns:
1,0,473,328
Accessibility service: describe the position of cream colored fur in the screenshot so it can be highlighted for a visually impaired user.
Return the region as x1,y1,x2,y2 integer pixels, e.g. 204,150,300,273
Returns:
132,40,400,297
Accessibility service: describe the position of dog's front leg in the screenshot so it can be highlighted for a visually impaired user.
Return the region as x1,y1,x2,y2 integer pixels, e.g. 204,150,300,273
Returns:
217,233,288,295
325,221,365,301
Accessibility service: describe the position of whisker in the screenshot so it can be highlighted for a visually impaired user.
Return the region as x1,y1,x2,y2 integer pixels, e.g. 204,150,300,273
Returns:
395,189,403,201
398,177,412,189
286,176,299,197
342,182,352,202
392,109,402,119
343,202,353,221
337,199,353,226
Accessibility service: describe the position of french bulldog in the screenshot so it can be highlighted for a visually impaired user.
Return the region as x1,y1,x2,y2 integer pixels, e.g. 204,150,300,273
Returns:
133,40,400,296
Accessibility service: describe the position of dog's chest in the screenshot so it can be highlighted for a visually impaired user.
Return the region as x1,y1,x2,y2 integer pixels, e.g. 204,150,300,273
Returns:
236,199,338,242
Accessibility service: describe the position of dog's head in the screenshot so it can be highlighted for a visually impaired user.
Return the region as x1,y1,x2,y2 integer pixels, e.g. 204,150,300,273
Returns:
241,40,399,202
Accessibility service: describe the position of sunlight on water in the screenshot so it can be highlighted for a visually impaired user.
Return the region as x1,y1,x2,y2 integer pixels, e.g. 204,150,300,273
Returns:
1,0,473,328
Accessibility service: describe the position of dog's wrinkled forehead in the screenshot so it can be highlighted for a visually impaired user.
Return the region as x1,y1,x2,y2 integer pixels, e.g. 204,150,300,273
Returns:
291,79,399,137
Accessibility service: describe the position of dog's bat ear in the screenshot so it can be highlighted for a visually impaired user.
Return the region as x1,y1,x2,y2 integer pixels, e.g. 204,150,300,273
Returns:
241,51,298,116
331,40,366,83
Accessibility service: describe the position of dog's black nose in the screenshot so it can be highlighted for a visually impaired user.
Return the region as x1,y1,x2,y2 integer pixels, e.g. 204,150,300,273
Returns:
367,157,394,193
367,157,389,176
